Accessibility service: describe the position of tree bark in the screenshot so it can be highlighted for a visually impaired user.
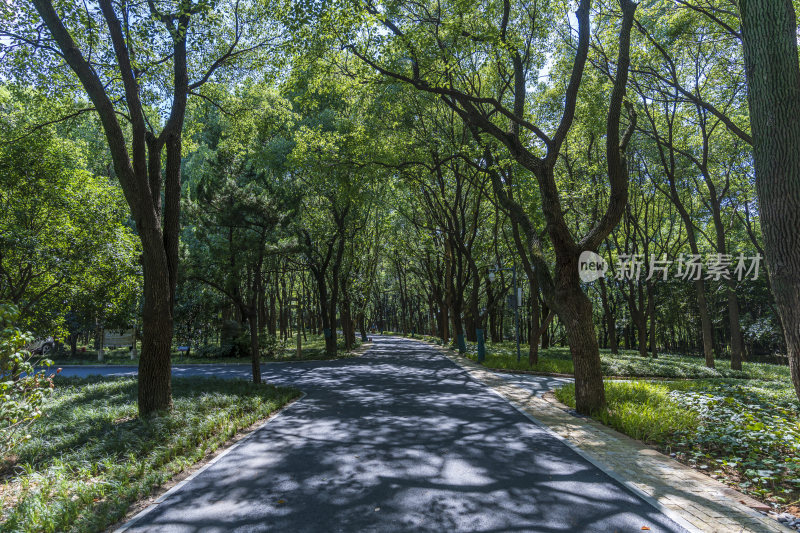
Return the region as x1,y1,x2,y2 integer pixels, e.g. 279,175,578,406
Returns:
559,280,606,412
247,311,261,384
739,0,800,399
598,277,618,354
138,243,173,413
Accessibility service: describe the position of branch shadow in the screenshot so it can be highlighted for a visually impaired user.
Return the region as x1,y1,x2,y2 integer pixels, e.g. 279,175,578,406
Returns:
124,337,686,533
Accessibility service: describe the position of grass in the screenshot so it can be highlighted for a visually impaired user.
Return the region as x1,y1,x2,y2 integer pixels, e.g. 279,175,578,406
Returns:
0,376,299,532
555,381,699,442
555,379,800,508
52,334,363,366
445,338,790,380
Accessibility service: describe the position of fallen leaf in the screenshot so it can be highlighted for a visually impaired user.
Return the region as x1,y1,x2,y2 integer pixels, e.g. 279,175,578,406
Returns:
277,499,286,505
641,527,650,531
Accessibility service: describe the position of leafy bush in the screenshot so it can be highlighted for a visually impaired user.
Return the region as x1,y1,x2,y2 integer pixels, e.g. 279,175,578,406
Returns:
194,344,238,359
0,304,54,460
262,332,279,357
193,333,278,359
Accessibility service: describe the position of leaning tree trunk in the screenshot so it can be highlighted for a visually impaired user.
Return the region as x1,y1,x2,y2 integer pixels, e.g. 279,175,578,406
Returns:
739,0,800,401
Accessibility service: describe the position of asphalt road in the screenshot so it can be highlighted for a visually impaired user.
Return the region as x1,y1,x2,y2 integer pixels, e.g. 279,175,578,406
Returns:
101,336,685,533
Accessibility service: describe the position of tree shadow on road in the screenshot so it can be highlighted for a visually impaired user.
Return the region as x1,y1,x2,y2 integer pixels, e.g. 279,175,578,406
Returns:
124,337,687,533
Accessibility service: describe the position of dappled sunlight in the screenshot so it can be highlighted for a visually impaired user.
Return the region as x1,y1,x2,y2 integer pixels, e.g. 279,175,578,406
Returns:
498,374,573,397
122,337,685,532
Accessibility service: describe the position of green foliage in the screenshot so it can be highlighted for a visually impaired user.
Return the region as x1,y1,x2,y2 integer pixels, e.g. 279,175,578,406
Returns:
0,86,141,336
0,304,53,460
555,381,699,443
462,338,790,380
556,379,800,505
464,343,575,374
0,377,299,532
194,344,241,360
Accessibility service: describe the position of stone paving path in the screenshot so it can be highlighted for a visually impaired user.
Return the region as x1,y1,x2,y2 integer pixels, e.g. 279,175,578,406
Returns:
430,340,790,533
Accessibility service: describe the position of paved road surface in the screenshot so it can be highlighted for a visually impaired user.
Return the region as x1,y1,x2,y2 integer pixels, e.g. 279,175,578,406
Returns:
91,336,685,532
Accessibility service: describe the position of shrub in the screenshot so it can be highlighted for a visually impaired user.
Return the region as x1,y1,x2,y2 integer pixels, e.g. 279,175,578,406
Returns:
194,344,237,359
0,304,55,460
261,332,278,357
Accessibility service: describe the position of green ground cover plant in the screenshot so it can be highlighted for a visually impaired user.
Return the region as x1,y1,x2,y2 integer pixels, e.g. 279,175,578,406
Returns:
0,376,299,532
555,379,800,508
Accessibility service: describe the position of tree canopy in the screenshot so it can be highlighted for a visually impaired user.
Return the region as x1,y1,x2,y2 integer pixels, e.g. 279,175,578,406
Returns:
1,0,798,415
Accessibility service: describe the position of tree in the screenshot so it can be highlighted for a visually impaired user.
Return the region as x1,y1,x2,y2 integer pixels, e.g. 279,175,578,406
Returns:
738,0,800,400
0,86,140,337
289,66,383,356
3,0,280,414
183,83,297,382
342,0,637,413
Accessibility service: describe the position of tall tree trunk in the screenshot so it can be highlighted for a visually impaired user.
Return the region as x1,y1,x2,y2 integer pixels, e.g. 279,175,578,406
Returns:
559,278,606,413
358,311,367,342
439,299,449,343
709,185,744,369
138,240,174,414
599,277,618,354
247,311,261,384
511,214,540,364
314,271,335,356
526,277,541,365
739,0,800,399
69,333,78,357
540,302,551,349
341,297,353,351
627,283,647,358
647,281,657,359
327,291,339,356
726,279,743,369
268,275,277,336
694,278,715,368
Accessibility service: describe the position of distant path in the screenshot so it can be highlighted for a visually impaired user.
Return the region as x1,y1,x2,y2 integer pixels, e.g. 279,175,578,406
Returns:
110,336,684,532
